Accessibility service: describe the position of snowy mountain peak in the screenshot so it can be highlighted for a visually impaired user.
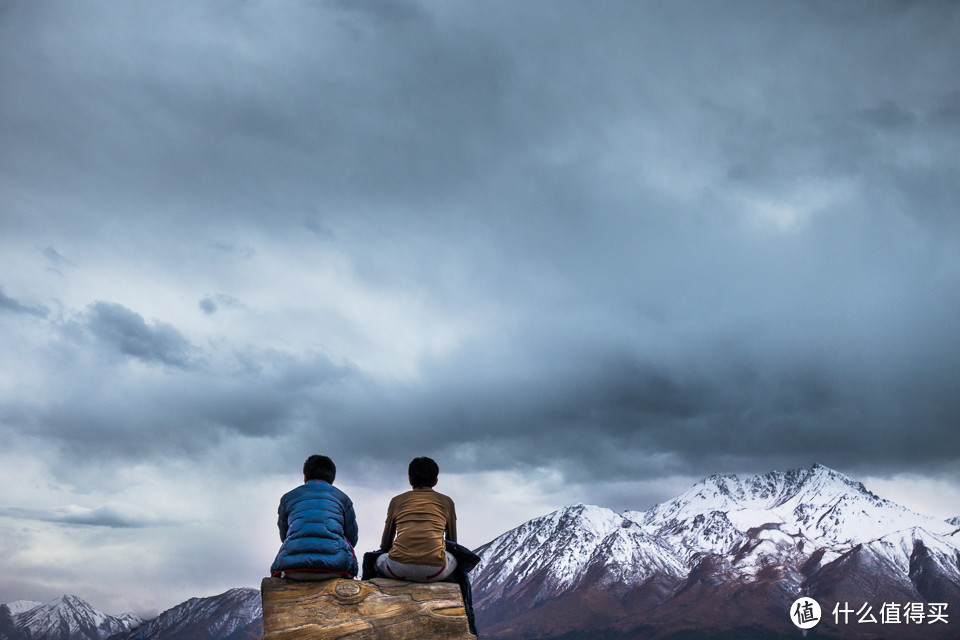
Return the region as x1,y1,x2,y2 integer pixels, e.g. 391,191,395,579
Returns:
470,501,641,605
21,594,93,620
13,594,141,640
107,587,260,640
693,463,868,508
948,515,960,527
2,600,42,615
554,503,625,532
636,463,953,547
52,595,87,608
114,613,142,628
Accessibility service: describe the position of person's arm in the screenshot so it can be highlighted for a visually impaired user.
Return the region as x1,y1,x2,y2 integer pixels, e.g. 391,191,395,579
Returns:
344,498,359,548
277,499,289,542
380,497,397,551
445,497,457,543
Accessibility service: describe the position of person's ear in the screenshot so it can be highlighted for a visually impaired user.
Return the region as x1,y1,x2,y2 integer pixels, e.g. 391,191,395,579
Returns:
304,475,308,483
432,478,438,487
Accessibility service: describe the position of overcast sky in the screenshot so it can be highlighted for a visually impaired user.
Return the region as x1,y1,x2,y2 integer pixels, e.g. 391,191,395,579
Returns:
1,0,959,619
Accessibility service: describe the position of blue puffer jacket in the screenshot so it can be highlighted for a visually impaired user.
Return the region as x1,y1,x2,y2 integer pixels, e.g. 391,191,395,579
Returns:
270,479,359,577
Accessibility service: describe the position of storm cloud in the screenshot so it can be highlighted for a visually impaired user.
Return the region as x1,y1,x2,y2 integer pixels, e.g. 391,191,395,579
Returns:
0,0,958,617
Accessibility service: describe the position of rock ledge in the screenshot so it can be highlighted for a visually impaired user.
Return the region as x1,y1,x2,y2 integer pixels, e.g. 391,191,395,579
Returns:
261,576,476,639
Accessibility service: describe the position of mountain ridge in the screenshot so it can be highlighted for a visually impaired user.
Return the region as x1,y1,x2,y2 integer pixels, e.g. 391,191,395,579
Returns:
471,463,960,639
105,587,260,640
2,595,142,640
2,588,260,640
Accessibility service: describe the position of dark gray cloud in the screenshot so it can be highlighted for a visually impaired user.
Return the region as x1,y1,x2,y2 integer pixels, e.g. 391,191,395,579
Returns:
0,288,48,317
1,0,956,474
39,246,76,268
325,327,960,482
10,342,357,466
85,301,196,369
198,294,244,316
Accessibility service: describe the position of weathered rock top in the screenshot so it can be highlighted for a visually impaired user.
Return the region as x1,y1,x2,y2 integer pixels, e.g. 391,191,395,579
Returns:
261,576,476,639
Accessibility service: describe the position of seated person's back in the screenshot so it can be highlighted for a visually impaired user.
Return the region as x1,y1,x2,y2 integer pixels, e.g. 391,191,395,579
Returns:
271,454,359,579
378,456,457,581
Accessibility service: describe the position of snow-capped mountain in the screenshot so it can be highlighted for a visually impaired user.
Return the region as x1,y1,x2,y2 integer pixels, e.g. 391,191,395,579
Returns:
948,515,960,527
628,464,954,547
2,595,142,640
106,588,260,640
472,464,960,639
2,589,259,640
2,602,41,616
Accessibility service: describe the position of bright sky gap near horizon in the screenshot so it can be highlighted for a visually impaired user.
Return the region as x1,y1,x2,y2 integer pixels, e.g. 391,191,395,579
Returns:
1,0,958,620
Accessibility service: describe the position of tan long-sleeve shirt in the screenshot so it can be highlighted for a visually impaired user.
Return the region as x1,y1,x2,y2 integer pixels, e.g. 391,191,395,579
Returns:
380,487,457,566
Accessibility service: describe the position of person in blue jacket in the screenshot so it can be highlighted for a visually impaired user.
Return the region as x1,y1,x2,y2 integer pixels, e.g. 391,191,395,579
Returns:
270,454,359,579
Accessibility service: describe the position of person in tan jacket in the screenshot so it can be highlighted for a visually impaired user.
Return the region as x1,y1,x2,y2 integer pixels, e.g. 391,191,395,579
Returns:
376,456,458,582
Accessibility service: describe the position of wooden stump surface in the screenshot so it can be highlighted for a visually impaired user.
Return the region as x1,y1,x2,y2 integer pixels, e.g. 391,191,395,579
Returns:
261,576,476,640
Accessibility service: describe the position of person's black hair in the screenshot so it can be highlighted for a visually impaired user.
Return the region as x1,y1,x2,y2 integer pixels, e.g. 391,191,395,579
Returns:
408,456,439,488
303,455,336,483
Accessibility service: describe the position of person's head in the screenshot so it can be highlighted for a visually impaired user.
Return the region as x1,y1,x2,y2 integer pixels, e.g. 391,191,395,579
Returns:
303,455,336,484
408,456,439,488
